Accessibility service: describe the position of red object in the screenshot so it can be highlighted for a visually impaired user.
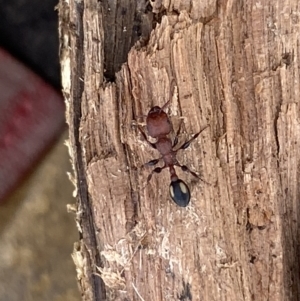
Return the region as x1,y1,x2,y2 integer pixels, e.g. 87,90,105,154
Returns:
0,48,65,202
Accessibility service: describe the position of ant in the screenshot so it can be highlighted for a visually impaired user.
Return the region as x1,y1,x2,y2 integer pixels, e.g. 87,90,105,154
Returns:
137,99,209,207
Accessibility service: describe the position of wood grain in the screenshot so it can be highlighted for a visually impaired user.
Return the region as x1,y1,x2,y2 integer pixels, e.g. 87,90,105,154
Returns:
59,0,300,300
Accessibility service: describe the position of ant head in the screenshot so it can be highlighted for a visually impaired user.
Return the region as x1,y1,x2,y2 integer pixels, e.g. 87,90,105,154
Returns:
148,106,162,115
169,179,190,207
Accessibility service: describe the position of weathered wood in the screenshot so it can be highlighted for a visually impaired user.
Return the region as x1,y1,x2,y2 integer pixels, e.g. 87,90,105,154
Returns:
59,0,300,300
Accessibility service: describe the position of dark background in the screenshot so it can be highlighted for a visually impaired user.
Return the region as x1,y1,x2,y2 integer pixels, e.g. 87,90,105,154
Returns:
0,0,61,88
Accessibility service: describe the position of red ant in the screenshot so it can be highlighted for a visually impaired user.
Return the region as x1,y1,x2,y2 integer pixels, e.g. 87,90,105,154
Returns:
137,99,209,207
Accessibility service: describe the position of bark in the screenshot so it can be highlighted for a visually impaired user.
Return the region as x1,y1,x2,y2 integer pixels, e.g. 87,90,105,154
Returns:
58,0,300,300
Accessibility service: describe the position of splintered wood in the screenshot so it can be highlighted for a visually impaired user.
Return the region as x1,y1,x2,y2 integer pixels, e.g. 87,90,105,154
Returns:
60,1,300,300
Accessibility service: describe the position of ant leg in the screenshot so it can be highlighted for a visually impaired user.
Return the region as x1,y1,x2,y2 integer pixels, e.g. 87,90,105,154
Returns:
160,79,178,112
172,119,183,147
178,125,210,150
138,126,156,149
161,99,171,111
178,164,210,185
144,158,160,167
163,78,177,110
146,165,166,183
161,79,176,111
141,157,159,172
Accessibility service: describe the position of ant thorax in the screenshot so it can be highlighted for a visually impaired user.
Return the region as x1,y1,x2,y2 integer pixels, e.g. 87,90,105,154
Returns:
154,137,173,156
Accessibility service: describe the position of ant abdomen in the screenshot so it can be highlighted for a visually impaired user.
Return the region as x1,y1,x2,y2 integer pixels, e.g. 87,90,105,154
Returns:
169,179,191,207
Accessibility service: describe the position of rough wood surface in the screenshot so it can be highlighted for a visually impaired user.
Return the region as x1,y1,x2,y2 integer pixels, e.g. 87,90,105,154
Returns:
59,0,300,300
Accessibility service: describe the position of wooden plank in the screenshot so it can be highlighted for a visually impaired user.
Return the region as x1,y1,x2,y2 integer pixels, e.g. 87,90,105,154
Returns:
59,0,300,300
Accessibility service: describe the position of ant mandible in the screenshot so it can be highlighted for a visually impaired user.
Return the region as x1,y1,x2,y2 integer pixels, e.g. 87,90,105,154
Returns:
138,98,209,207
